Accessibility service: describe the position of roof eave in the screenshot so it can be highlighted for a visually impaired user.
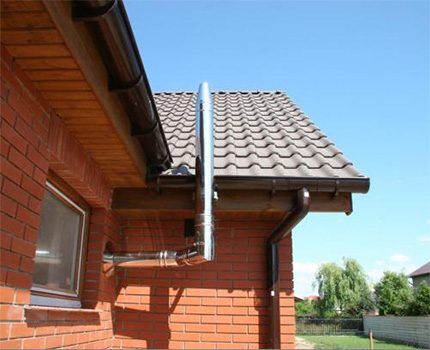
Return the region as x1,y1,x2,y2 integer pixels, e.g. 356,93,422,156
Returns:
157,175,370,194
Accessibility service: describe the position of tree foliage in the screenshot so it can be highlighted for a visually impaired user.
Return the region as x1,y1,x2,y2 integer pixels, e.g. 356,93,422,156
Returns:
407,282,430,316
374,271,413,316
295,300,317,317
313,258,373,317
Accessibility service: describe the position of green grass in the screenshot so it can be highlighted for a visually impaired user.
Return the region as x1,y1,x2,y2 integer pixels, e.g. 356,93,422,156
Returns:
302,335,420,349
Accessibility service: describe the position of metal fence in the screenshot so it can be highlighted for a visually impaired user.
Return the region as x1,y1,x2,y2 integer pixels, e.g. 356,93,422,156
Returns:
296,317,363,335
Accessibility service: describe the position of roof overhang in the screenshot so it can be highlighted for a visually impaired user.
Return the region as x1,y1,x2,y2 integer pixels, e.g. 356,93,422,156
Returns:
111,177,367,219
1,0,171,186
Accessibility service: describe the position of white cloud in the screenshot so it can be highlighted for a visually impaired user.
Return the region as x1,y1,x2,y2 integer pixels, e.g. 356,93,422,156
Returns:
418,235,430,243
367,258,418,285
367,268,384,281
390,253,410,263
294,261,321,274
293,261,322,298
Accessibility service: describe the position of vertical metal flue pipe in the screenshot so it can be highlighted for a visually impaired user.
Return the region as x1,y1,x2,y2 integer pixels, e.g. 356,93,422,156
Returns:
102,82,215,268
194,82,215,262
267,188,310,349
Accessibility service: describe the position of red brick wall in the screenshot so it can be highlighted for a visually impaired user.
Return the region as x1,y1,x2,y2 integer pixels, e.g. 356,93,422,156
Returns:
1,45,118,349
114,216,295,349
1,44,296,349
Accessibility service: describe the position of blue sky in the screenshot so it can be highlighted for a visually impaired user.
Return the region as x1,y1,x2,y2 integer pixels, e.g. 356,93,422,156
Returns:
124,0,430,297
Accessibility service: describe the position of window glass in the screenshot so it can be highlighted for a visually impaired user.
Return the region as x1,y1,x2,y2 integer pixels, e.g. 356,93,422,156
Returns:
33,185,85,296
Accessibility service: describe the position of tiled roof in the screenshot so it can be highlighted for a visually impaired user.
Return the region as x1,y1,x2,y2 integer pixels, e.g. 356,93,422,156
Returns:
410,262,430,277
155,91,366,179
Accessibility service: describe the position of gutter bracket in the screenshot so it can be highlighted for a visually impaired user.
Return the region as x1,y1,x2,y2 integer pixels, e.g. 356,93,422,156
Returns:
270,179,276,198
72,0,117,21
332,179,340,198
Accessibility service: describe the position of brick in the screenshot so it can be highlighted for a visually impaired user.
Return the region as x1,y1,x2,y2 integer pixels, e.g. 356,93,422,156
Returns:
233,316,261,325
8,93,33,126
0,81,9,101
19,256,34,273
216,343,247,349
0,286,15,303
63,333,78,347
0,194,17,216
0,305,23,321
169,314,200,324
21,175,45,201
14,289,30,305
0,339,22,349
27,146,49,173
0,323,9,340
0,268,6,284
201,315,232,324
171,332,200,342
201,297,231,306
233,333,260,342
9,322,34,339
2,178,28,206
1,122,27,154
11,237,35,258
0,249,21,269
6,270,32,289
187,288,216,297
0,213,25,237
16,206,40,229
32,167,46,185
24,226,38,243
217,306,247,315
0,137,10,158
28,196,42,214
184,342,215,349
44,335,63,348
0,101,16,125
22,337,46,349
186,306,216,315
185,324,216,333
0,233,12,249
0,157,22,184
15,118,39,149
8,147,34,176
201,333,231,342
217,324,247,333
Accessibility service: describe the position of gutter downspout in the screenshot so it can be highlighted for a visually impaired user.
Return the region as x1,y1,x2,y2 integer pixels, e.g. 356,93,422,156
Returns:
267,188,310,349
103,82,215,268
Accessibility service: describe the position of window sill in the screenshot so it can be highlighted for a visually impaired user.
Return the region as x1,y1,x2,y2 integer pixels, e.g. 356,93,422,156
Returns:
24,305,100,314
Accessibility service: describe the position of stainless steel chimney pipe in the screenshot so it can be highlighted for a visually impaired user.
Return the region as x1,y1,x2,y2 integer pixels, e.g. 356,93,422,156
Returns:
103,82,215,268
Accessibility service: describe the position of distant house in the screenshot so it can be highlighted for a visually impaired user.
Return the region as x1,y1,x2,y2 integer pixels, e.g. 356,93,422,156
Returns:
305,295,320,302
409,262,430,287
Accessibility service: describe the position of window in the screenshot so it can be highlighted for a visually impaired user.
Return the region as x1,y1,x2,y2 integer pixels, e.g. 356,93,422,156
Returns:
32,182,88,307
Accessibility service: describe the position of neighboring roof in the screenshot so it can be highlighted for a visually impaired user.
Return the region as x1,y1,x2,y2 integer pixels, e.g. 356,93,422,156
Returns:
410,262,430,277
155,91,368,182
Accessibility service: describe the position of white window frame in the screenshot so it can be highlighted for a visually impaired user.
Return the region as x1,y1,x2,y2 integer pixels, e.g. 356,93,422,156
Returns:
31,181,88,308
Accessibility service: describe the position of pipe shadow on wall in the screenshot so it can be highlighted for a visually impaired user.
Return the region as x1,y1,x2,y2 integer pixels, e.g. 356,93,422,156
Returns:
110,217,294,349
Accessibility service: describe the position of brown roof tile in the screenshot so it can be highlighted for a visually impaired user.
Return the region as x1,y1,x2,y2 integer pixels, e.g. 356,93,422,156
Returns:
155,91,366,179
410,262,430,277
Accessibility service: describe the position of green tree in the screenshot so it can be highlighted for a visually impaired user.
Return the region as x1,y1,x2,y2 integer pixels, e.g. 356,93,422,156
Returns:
342,259,374,316
374,271,413,316
295,300,317,317
313,258,373,317
408,282,430,316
